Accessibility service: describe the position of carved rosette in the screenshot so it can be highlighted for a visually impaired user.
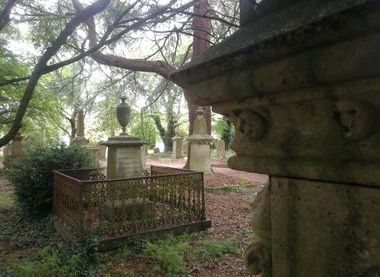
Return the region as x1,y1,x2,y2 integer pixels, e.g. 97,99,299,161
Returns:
236,110,267,142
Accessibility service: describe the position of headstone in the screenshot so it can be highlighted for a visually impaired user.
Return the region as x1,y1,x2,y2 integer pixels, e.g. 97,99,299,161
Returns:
153,147,160,153
172,1,380,275
215,139,226,161
172,136,183,159
188,107,213,175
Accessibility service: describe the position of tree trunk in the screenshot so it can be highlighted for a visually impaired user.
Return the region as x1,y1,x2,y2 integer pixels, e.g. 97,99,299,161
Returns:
184,0,212,168
152,114,174,153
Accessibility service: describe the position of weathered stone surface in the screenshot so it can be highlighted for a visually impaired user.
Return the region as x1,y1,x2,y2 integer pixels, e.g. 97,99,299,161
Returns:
102,135,144,179
85,145,103,168
182,139,188,155
245,184,272,276
172,0,380,275
173,1,380,185
215,139,226,161
271,177,380,277
188,108,213,174
172,136,184,159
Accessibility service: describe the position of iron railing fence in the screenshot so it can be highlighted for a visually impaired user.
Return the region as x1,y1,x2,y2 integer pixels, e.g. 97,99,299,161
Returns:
53,166,207,242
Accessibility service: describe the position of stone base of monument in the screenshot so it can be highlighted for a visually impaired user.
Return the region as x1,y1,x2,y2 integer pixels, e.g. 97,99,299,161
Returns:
102,135,145,179
189,143,212,175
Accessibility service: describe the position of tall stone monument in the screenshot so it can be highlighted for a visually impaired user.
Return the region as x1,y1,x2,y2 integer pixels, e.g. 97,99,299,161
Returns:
173,0,380,276
172,136,184,159
102,97,145,178
188,107,213,175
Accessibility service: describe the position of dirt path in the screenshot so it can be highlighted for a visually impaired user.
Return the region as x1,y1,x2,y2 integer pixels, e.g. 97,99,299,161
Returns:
147,158,268,187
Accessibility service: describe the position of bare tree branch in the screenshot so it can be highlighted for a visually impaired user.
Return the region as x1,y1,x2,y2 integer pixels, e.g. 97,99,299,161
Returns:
0,0,111,147
0,0,18,32
74,0,197,81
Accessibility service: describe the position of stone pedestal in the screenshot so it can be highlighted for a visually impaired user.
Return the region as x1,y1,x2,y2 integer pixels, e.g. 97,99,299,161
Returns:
188,108,213,175
101,135,144,178
172,136,183,159
173,1,380,275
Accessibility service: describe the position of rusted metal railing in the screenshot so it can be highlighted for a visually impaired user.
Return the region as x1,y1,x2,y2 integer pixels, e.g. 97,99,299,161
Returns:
53,166,208,243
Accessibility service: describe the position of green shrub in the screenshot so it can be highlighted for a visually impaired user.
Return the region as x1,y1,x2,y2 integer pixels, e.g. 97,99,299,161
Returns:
194,239,238,258
7,144,93,217
143,235,190,276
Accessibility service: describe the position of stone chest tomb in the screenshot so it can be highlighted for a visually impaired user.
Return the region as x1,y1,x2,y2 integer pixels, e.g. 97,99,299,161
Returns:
172,0,380,276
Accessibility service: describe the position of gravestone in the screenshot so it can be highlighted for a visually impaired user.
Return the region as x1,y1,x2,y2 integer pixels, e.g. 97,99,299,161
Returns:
172,136,183,159
188,107,213,175
215,139,226,161
173,1,380,276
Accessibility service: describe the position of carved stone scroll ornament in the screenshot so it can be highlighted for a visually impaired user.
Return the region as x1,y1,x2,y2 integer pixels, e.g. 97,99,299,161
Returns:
244,185,272,277
335,99,377,141
236,110,266,142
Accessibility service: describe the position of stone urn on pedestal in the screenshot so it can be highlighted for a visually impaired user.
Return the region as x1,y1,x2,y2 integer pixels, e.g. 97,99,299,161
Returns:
101,97,145,178
188,107,213,175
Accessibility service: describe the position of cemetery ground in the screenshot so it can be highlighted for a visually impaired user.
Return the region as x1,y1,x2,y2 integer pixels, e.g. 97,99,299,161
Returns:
0,159,267,277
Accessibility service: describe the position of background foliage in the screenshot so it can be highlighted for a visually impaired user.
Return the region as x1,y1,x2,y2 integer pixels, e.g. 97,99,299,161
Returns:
6,144,93,217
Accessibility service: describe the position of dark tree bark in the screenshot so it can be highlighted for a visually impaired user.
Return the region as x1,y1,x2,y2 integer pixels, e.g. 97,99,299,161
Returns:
151,114,176,153
189,0,212,135
184,0,212,168
0,0,18,32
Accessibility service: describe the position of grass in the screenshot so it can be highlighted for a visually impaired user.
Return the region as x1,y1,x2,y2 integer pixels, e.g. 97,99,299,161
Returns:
143,234,191,276
9,242,98,277
194,239,238,258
